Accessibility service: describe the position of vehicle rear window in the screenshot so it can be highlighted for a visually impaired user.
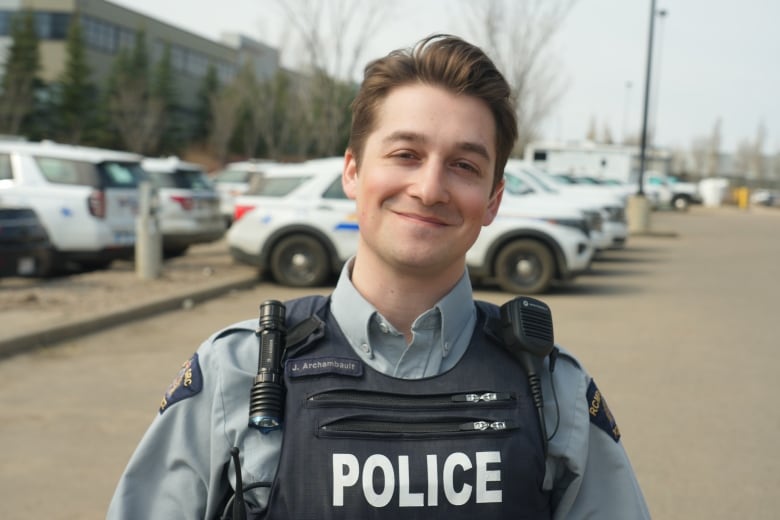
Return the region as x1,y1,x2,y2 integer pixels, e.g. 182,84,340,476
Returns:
100,162,143,187
246,176,311,196
322,177,347,199
214,169,251,183
34,157,142,188
149,169,214,190
0,153,11,180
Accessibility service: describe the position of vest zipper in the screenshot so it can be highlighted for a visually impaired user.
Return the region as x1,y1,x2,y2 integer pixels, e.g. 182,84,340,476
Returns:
319,417,518,436
307,390,516,410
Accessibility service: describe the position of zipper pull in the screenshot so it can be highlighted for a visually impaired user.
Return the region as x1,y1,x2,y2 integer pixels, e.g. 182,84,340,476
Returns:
460,421,509,431
452,392,512,403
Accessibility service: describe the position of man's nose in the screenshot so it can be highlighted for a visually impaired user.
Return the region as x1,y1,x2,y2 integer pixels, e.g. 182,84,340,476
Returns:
411,160,449,205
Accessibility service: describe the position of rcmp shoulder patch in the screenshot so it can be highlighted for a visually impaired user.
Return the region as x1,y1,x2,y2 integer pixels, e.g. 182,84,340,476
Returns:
159,353,203,414
586,379,621,442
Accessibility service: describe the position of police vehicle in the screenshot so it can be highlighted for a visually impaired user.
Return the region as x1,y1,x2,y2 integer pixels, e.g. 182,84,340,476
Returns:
211,159,278,225
505,160,629,251
226,157,594,294
141,156,226,257
0,140,144,274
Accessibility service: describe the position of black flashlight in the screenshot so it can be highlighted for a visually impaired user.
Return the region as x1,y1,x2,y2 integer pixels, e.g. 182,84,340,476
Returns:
248,299,287,433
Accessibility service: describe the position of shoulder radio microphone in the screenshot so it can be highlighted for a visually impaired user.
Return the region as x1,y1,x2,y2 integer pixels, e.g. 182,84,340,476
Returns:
499,296,556,454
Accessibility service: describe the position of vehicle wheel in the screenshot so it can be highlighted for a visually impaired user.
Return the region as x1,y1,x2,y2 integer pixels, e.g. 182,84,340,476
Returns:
77,259,113,272
494,239,554,294
672,195,690,211
36,248,58,278
269,234,330,287
163,246,189,259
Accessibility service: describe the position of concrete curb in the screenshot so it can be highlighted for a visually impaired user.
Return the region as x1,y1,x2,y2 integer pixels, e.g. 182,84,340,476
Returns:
0,274,258,359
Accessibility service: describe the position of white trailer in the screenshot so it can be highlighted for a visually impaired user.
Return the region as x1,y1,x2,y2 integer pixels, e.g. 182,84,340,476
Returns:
524,141,671,184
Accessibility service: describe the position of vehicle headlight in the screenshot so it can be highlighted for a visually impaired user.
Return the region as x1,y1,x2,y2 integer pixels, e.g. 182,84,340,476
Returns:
604,206,626,223
581,210,603,232
544,218,589,237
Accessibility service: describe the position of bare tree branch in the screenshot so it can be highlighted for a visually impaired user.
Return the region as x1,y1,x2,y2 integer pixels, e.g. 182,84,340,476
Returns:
271,0,387,156
208,84,243,165
109,81,164,154
461,0,578,154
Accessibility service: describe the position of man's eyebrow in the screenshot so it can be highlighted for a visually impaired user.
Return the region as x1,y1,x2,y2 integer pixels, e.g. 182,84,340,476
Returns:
382,130,426,145
457,141,491,161
382,131,491,161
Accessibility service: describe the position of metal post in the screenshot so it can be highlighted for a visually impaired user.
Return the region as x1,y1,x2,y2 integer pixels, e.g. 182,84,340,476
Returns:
637,0,658,196
135,180,162,279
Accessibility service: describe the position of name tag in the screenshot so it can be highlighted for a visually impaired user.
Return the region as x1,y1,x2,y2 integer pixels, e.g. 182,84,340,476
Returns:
286,356,363,378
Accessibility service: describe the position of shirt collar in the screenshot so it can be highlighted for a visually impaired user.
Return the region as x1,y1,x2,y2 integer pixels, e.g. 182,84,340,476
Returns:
331,257,476,377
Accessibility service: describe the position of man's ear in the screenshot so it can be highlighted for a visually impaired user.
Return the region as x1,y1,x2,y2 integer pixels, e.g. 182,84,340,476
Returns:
343,149,359,200
483,179,504,226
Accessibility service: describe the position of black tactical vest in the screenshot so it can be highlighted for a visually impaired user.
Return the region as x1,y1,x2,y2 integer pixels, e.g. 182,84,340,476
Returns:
248,295,551,519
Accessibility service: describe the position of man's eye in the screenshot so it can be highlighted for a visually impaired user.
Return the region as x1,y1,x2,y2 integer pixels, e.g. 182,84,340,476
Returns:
392,151,417,161
453,161,479,174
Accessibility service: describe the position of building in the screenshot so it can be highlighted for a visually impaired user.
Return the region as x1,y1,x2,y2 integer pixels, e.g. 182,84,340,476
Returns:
0,0,279,109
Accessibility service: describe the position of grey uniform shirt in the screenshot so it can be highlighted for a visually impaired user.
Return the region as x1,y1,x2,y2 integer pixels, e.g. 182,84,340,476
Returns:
107,259,651,519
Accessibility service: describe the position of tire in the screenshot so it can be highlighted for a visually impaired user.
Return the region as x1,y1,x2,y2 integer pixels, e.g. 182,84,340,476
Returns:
269,234,330,287
163,245,189,259
672,195,690,211
493,239,555,294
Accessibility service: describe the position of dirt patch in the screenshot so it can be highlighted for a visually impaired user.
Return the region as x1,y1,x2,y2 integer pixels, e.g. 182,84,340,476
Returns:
0,240,258,336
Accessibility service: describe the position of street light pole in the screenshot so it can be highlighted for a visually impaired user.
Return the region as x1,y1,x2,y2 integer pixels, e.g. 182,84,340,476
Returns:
627,0,658,234
637,0,658,196
649,9,668,150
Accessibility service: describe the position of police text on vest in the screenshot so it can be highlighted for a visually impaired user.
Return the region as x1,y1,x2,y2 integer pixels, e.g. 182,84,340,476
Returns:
332,452,502,507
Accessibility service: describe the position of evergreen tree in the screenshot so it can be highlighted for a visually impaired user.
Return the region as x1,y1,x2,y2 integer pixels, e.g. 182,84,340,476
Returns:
151,43,181,154
193,64,219,143
0,11,40,135
57,15,97,144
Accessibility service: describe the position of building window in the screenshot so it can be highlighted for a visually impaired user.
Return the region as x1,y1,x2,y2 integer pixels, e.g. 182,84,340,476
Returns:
35,12,70,40
217,61,235,84
82,15,117,54
0,11,12,36
117,27,135,51
533,150,548,161
170,45,185,72
186,50,209,77
0,10,69,39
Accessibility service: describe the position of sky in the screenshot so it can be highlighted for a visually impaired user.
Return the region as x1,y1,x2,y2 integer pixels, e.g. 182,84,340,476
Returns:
111,0,778,154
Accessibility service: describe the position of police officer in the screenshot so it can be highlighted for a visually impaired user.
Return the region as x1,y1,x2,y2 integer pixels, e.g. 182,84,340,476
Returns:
108,34,650,519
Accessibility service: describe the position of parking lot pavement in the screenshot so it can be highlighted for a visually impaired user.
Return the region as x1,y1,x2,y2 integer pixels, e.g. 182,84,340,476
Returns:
0,205,778,520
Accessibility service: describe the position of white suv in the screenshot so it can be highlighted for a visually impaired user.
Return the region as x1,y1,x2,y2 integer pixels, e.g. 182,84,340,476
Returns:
505,160,628,250
141,157,226,257
0,141,144,274
211,159,278,224
227,157,594,294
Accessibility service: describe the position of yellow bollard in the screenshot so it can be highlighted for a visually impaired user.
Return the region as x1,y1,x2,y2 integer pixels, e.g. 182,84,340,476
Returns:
737,187,750,210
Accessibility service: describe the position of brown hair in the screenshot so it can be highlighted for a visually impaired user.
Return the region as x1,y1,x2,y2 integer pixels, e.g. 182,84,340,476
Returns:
348,34,517,192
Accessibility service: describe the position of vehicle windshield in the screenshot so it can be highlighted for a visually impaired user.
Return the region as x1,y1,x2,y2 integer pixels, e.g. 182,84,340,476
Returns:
149,169,214,190
525,169,561,190
503,172,536,196
246,176,312,196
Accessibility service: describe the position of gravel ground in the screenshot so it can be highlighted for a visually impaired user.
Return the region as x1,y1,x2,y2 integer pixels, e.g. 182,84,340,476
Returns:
0,239,258,349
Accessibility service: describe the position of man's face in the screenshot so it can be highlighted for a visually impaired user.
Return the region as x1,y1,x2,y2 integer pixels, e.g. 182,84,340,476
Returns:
343,83,503,279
